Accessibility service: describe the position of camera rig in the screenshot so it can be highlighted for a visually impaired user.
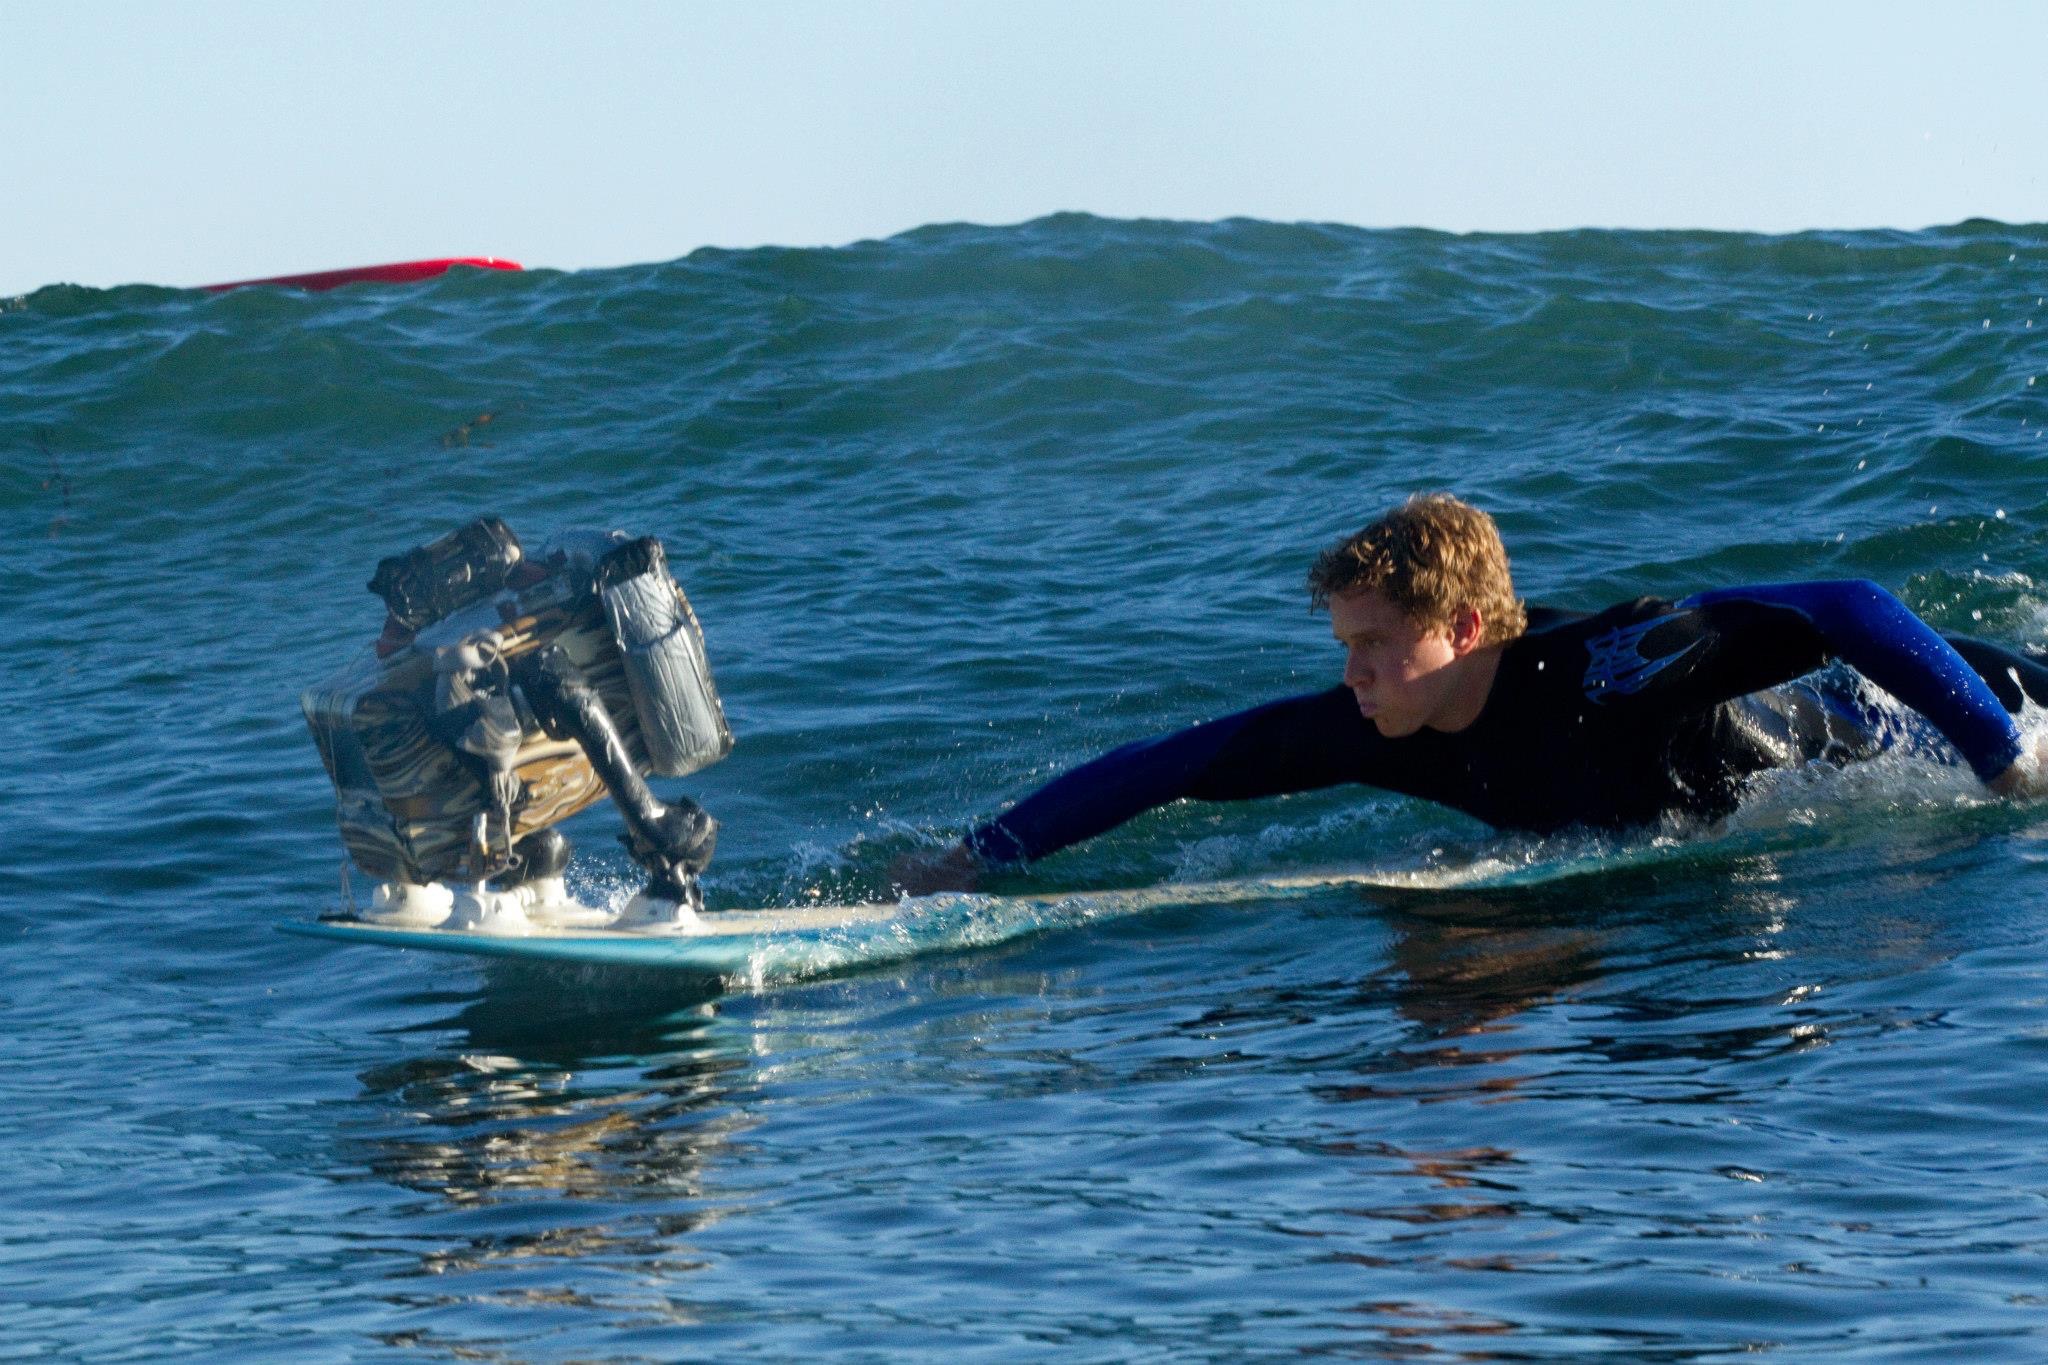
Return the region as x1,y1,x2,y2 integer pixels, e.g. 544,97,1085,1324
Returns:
303,519,732,931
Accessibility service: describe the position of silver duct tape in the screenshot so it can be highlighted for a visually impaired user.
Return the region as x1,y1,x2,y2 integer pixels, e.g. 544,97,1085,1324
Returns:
599,569,734,778
305,616,628,883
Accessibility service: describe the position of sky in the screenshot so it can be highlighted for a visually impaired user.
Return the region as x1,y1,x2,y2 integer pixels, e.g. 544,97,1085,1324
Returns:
4,1,2046,294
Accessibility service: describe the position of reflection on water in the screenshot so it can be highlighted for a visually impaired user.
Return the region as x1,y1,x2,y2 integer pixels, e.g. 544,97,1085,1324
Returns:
347,966,756,1311
316,823,2048,1360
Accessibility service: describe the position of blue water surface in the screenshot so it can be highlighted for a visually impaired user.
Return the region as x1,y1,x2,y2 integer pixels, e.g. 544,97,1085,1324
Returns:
4,216,2048,1360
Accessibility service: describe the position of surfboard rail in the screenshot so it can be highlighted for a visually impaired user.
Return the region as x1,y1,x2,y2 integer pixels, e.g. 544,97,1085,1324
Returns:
281,899,926,974
278,845,1667,977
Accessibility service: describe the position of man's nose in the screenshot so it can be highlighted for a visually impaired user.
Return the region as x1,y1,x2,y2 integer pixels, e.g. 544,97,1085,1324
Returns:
1343,648,1371,690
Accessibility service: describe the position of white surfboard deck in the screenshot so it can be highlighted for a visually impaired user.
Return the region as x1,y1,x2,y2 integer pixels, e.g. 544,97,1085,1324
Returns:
281,840,1683,978
283,899,924,974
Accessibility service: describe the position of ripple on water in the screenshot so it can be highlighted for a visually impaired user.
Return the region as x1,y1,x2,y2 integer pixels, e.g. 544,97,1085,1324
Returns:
5,217,2048,1358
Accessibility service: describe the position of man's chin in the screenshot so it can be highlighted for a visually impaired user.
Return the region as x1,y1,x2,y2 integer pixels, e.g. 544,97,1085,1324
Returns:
1368,713,1421,739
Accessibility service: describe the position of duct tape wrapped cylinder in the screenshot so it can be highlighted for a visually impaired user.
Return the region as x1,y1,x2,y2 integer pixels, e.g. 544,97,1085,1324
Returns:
596,537,730,778
301,521,733,909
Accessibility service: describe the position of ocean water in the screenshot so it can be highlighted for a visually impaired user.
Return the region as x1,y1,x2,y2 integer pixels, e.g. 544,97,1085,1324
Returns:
5,215,2048,1360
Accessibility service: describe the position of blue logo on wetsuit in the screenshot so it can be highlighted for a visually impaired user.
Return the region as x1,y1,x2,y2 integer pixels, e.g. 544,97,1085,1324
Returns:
1582,614,1701,702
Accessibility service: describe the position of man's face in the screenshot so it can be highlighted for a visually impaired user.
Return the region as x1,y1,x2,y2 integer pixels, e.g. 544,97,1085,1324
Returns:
1328,589,1463,737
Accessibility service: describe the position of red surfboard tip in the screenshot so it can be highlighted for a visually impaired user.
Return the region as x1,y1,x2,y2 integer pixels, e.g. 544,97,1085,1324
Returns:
199,258,525,293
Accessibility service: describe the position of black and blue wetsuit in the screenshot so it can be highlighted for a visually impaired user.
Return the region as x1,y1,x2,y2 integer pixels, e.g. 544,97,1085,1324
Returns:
966,581,2048,864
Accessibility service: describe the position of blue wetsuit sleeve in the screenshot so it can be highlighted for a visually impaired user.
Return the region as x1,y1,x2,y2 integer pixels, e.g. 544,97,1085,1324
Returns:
1680,580,2023,782
1941,634,2048,712
966,687,1366,865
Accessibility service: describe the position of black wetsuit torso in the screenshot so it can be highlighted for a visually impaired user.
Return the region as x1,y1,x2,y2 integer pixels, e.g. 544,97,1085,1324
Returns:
1175,599,1895,834
968,583,2048,865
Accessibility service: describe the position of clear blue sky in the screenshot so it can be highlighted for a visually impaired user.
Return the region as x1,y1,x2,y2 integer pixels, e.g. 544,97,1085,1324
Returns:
5,1,2045,293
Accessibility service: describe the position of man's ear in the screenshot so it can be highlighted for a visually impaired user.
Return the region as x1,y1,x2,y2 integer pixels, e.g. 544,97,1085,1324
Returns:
1449,606,1484,654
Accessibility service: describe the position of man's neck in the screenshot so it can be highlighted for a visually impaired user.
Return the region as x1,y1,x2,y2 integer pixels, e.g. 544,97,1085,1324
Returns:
1430,644,1504,734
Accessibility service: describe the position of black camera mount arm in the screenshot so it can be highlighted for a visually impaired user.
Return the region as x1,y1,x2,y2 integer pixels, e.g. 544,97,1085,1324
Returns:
515,644,717,912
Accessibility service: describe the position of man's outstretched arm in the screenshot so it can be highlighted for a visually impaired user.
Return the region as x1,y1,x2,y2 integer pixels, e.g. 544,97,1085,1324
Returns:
894,688,1368,891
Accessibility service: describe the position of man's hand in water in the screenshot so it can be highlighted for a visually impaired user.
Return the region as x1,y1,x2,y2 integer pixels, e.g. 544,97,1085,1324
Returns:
889,843,986,896
1989,736,2048,800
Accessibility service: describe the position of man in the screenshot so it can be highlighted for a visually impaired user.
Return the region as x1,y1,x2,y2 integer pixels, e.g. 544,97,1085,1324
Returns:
897,493,2048,894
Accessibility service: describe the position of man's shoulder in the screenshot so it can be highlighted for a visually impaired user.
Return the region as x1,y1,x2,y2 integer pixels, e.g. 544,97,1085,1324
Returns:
1519,596,1683,643
1502,596,1708,707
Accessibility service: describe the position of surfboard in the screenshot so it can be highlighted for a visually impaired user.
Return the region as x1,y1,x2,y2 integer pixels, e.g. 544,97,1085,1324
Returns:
282,900,919,975
280,838,1690,980
200,258,523,293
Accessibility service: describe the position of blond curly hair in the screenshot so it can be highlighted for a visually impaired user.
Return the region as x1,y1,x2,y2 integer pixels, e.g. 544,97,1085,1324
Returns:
1307,493,1528,645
